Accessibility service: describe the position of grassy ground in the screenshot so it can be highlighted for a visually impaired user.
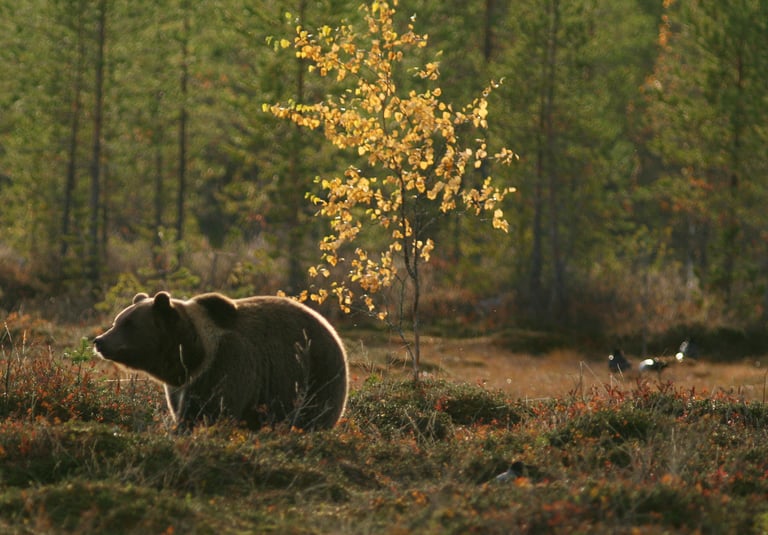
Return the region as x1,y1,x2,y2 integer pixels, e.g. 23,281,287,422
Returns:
351,332,768,403
1,322,768,534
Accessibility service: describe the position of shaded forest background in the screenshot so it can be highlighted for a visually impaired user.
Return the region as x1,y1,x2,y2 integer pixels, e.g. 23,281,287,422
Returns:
1,0,767,356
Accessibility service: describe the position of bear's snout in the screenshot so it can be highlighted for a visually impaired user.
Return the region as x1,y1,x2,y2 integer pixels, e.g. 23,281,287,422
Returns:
93,334,116,357
93,336,106,355
93,334,123,362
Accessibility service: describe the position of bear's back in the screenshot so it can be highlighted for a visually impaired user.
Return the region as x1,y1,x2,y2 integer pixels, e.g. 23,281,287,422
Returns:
228,296,349,429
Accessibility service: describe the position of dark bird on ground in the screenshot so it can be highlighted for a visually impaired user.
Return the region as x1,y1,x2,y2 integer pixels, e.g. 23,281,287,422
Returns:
608,348,631,373
639,357,669,376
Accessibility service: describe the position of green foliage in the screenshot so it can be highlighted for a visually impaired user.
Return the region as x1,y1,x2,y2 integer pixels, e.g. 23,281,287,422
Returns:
1,0,768,344
95,273,144,313
63,337,93,364
96,268,201,314
644,0,768,319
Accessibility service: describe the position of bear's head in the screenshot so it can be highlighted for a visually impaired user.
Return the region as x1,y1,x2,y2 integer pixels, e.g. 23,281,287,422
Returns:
94,292,192,385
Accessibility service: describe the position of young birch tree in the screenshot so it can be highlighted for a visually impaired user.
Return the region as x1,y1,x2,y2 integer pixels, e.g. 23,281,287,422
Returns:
267,0,516,380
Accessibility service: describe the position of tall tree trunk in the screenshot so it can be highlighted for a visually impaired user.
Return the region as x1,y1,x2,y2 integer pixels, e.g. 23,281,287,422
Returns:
450,0,497,269
530,139,544,310
411,249,421,383
101,156,110,259
762,247,768,323
483,0,495,61
529,6,553,315
60,4,86,265
153,91,167,273
722,48,744,306
544,0,566,317
400,176,421,382
176,5,190,267
88,0,106,283
286,0,308,294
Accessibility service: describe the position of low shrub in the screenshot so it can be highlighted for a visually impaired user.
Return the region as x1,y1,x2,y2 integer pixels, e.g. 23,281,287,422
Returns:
347,377,531,440
0,341,159,429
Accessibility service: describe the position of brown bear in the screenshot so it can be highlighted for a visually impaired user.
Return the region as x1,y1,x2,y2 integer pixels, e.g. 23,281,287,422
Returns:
94,291,348,431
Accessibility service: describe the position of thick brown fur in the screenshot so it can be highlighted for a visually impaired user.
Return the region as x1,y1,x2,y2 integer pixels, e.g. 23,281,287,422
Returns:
94,291,348,431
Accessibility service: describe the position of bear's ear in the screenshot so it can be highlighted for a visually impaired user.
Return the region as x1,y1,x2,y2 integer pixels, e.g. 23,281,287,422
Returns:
152,292,173,312
152,292,180,324
194,293,237,327
133,293,150,304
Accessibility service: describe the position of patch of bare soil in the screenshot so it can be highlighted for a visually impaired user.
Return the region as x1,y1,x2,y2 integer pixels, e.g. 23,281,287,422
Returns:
346,334,768,402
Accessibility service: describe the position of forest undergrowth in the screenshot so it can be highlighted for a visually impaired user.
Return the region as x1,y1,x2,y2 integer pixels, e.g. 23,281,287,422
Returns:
1,322,768,534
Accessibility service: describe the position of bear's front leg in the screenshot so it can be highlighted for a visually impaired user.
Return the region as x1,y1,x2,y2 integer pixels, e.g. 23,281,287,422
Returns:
164,384,194,431
164,384,218,431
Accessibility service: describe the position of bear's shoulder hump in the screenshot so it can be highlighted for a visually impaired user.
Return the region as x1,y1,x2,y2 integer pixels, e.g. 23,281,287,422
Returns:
193,293,238,327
